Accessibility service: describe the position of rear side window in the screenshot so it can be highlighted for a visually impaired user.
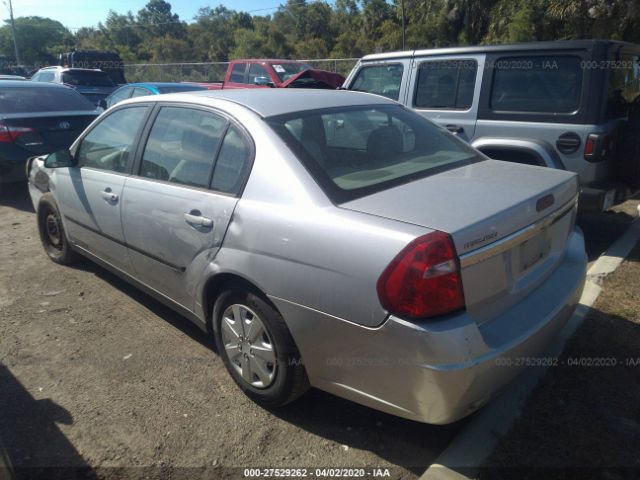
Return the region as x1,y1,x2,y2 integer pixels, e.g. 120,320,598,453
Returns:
248,64,270,84
230,63,246,83
490,56,582,113
62,71,115,87
211,125,252,195
131,87,151,98
106,86,133,108
34,71,55,82
414,60,477,109
0,87,95,113
607,53,640,118
77,106,149,173
139,107,227,188
350,64,404,100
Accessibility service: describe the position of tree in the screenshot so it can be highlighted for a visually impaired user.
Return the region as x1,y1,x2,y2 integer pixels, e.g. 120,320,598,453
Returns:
0,16,73,64
137,0,185,40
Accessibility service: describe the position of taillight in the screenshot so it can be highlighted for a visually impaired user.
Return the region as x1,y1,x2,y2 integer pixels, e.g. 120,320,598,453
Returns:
584,133,610,162
377,231,465,319
0,124,35,143
584,134,595,157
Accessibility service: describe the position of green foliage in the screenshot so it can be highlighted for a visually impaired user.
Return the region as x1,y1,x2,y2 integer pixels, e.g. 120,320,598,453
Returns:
3,0,640,69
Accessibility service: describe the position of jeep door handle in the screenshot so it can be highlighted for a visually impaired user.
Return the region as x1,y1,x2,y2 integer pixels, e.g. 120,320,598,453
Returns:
101,188,118,203
446,124,464,134
184,211,213,228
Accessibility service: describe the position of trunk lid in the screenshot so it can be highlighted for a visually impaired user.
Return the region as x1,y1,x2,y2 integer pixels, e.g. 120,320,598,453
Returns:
1,112,97,155
341,160,579,323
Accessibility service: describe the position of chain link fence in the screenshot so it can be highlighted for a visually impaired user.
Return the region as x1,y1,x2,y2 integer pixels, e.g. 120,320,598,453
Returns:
124,58,359,83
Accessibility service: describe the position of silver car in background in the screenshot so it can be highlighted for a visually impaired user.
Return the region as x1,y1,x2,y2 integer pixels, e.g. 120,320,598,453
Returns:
28,89,586,424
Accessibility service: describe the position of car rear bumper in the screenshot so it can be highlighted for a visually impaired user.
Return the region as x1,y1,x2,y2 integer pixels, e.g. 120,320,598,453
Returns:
579,183,630,212
272,228,586,424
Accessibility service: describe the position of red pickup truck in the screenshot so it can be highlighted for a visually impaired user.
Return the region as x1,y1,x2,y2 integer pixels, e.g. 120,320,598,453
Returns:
187,59,345,90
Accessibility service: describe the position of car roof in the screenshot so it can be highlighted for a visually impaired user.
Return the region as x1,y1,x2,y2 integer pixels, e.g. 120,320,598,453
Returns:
128,82,204,88
3,80,72,88
361,39,640,61
126,89,397,118
39,66,107,73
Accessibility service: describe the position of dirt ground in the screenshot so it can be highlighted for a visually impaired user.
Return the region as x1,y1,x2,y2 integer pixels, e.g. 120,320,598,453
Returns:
480,242,640,480
1,182,637,480
0,183,462,480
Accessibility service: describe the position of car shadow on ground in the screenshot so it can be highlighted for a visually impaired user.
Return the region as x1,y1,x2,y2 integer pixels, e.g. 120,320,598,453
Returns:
68,262,465,475
269,390,466,475
68,259,219,354
0,364,94,479
577,193,639,262
0,183,34,214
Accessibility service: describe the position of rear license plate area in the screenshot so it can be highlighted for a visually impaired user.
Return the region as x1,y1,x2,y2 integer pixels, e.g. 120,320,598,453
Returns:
520,229,551,273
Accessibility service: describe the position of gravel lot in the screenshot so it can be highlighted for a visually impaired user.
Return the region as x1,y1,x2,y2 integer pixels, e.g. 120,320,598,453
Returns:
0,183,461,479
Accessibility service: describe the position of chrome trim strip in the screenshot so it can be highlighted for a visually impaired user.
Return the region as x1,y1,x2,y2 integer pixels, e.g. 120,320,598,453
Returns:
459,195,578,268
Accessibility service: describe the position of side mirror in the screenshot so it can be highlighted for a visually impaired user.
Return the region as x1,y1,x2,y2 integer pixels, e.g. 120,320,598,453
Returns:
44,149,73,168
254,76,274,87
98,99,107,110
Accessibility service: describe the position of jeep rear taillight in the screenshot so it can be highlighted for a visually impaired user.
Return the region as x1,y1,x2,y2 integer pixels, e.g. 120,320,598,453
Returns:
377,231,465,319
584,133,611,162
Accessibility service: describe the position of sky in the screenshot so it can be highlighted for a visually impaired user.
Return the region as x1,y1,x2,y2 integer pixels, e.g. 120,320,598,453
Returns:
4,0,289,30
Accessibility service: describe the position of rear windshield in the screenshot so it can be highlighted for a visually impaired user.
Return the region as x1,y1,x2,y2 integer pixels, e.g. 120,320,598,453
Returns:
156,85,208,94
490,56,583,113
0,87,96,113
62,70,115,87
267,104,481,203
270,63,312,82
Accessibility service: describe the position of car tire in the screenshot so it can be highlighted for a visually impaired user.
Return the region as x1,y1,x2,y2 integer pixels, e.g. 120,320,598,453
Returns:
213,289,309,407
37,194,78,265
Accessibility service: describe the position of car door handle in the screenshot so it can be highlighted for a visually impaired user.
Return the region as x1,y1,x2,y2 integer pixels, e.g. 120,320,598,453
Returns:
101,188,118,203
184,211,213,228
446,124,464,134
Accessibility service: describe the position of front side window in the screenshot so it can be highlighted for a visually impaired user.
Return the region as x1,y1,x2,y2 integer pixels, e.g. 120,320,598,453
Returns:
414,60,477,109
607,53,640,118
76,106,149,173
268,105,481,203
490,56,583,113
230,63,247,83
139,107,227,188
350,64,404,101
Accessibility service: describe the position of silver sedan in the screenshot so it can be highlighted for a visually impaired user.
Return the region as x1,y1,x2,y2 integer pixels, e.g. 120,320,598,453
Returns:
29,89,586,424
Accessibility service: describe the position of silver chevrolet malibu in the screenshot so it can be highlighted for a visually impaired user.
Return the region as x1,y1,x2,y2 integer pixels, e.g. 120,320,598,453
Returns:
28,89,586,424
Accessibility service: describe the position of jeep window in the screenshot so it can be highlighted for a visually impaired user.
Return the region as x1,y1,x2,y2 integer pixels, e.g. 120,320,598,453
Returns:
414,60,477,110
607,53,640,118
490,56,582,113
268,104,482,203
350,64,404,101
